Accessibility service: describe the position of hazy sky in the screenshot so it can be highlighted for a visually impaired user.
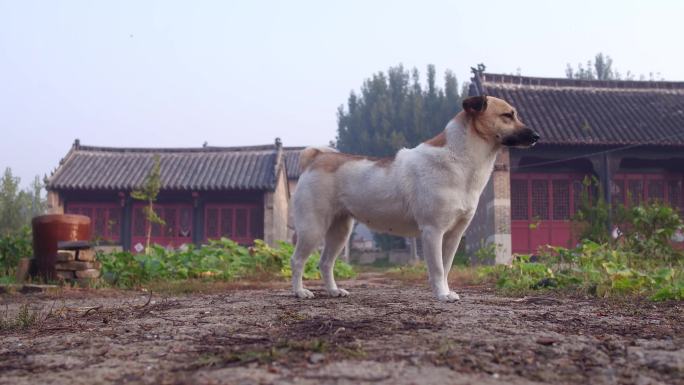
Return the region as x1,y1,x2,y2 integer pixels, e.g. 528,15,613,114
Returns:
2,0,684,187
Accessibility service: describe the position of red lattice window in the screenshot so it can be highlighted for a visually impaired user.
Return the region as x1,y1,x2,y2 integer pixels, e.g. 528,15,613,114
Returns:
133,207,145,237
131,203,193,250
552,180,570,220
627,180,644,205
164,208,177,238
669,180,683,212
648,180,665,203
235,208,248,237
250,208,261,237
531,180,549,220
613,174,683,210
205,208,219,238
220,208,233,236
511,179,529,220
108,208,121,238
573,180,585,215
179,207,192,237
205,204,261,244
66,203,121,242
611,179,625,207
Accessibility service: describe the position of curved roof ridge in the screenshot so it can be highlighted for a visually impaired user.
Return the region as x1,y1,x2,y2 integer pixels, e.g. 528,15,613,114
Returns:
481,72,684,91
74,143,278,154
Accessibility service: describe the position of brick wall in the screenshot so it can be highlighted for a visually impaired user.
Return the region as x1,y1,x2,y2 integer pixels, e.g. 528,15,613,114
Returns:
465,149,513,264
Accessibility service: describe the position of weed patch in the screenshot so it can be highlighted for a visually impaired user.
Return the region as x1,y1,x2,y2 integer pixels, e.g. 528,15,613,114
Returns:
98,239,355,288
0,304,44,331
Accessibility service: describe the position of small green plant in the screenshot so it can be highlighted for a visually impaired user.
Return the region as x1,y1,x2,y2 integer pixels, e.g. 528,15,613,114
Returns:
572,176,614,244
130,154,165,254
474,240,497,264
620,202,683,263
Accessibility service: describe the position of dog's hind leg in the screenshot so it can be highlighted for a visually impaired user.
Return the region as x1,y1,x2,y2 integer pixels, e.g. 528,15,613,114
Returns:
319,215,353,297
291,225,325,299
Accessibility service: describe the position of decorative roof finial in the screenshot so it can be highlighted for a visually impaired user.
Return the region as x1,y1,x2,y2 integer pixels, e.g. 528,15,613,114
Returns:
275,137,282,148
74,138,81,148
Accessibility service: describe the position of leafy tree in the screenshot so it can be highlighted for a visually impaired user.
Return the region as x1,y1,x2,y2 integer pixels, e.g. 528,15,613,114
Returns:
565,52,662,81
566,53,616,80
336,64,466,157
0,168,23,236
0,168,45,236
131,155,165,253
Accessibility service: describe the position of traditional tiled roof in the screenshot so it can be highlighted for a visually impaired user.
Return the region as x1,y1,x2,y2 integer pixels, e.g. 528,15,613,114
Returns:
47,140,285,191
470,71,684,146
283,147,304,180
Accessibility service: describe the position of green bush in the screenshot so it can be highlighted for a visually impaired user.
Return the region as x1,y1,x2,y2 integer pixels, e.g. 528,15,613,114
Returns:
98,238,355,288
0,226,32,276
621,202,683,263
479,240,683,301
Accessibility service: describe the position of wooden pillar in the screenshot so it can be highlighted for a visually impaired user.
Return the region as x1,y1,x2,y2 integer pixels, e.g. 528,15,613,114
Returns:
121,195,132,251
46,190,64,214
192,192,203,247
592,153,621,230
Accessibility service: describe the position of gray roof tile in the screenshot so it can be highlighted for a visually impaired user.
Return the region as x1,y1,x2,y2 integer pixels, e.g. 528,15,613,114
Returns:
284,147,304,179
48,144,281,191
472,73,684,147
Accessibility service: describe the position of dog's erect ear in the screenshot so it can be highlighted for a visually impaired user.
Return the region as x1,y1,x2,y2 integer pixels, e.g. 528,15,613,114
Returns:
462,95,488,114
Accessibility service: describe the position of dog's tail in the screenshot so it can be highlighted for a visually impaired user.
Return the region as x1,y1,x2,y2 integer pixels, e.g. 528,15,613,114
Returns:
299,146,338,172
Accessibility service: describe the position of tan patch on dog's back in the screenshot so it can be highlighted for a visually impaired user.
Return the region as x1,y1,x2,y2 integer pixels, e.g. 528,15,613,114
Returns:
309,152,394,173
424,131,447,147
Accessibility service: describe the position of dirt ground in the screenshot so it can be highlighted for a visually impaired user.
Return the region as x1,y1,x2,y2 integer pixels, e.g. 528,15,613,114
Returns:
1,274,682,385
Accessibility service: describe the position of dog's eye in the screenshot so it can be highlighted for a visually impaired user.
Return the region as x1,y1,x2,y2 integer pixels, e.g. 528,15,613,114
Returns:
501,112,514,119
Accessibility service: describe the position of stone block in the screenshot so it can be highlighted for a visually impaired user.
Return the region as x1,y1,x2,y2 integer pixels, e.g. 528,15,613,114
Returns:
75,269,101,279
56,251,76,262
76,249,96,261
55,261,101,271
55,270,76,280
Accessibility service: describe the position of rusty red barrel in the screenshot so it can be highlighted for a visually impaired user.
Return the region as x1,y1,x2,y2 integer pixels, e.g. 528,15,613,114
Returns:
32,214,91,279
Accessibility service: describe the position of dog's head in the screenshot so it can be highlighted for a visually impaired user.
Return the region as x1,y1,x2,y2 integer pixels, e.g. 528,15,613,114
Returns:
463,95,539,148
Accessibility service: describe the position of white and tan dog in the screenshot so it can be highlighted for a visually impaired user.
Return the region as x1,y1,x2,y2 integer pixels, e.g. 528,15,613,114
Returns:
290,95,539,301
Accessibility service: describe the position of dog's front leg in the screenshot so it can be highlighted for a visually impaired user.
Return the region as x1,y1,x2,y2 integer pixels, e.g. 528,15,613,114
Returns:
421,226,457,302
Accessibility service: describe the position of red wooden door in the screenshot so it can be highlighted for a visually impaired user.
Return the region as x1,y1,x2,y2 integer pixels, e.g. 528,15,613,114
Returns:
511,174,586,254
131,203,193,251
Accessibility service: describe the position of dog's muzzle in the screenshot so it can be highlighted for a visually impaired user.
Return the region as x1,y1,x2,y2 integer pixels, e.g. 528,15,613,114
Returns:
502,128,540,148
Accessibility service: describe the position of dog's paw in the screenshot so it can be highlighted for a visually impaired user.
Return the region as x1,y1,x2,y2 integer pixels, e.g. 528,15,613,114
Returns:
327,288,350,297
294,289,315,299
437,291,461,302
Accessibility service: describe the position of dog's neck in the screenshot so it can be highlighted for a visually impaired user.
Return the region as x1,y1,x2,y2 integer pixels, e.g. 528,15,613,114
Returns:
447,112,500,164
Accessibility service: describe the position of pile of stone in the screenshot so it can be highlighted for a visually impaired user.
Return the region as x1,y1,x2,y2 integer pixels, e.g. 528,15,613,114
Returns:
55,247,101,284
